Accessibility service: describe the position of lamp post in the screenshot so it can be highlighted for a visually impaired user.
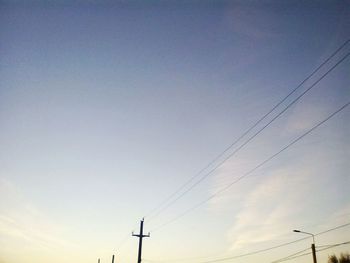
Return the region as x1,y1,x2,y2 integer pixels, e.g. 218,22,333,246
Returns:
293,230,317,263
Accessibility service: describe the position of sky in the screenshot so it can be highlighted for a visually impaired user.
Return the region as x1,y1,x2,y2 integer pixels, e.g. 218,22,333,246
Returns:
0,1,350,263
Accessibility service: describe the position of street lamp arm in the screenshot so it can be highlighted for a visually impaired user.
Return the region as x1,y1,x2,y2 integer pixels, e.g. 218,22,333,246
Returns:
293,229,317,263
293,229,315,243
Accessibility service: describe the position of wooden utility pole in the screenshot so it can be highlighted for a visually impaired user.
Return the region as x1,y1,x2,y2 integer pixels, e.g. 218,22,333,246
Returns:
132,219,150,263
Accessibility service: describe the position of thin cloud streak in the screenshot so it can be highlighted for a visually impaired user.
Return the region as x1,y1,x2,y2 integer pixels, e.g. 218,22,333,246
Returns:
0,178,77,251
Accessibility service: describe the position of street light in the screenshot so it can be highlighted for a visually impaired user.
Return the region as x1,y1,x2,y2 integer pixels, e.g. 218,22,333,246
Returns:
293,229,317,263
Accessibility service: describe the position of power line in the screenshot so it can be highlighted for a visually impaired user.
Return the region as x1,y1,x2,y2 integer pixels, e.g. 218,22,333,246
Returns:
144,39,350,221
199,224,350,263
273,251,312,263
150,100,350,232
271,248,310,263
202,224,350,263
116,40,350,261
115,231,132,251
317,244,346,248
117,39,350,260
145,223,350,263
272,241,350,263
114,222,141,253
145,48,350,223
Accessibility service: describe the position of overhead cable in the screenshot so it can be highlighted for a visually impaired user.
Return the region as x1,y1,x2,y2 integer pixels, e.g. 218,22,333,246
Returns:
146,47,350,223
151,100,350,232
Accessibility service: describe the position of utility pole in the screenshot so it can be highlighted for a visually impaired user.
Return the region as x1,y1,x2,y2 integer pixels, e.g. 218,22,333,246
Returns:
98,258,100,263
132,218,150,263
112,254,115,263
293,229,317,263
311,243,317,263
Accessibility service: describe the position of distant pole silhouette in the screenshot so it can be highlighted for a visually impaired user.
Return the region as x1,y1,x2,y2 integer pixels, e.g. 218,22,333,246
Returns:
132,218,150,263
112,254,115,263
98,258,100,263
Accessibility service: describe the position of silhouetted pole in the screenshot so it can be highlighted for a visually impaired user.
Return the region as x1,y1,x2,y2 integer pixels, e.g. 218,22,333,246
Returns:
132,218,150,263
311,243,317,263
293,230,317,263
98,258,100,263
112,254,115,263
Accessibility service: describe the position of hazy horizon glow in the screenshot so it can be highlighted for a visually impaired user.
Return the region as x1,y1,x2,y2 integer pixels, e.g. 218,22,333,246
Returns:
1,1,349,263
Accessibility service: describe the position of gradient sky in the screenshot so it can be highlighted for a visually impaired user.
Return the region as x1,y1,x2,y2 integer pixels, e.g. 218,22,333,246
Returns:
0,1,350,263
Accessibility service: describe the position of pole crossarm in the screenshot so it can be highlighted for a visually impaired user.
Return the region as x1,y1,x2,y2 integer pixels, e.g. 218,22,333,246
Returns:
132,233,150,238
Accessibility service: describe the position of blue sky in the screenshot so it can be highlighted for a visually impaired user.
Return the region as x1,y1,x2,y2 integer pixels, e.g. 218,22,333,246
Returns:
0,1,350,263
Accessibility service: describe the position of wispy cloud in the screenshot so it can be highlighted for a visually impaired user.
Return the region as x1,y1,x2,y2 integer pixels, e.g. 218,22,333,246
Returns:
207,135,350,252
225,169,310,250
0,178,77,254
